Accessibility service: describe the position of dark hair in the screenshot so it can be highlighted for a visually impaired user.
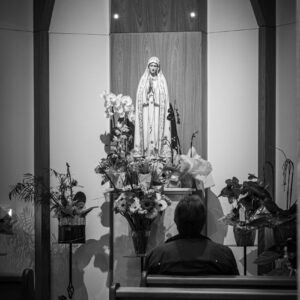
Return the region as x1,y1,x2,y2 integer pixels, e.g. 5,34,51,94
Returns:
174,194,206,237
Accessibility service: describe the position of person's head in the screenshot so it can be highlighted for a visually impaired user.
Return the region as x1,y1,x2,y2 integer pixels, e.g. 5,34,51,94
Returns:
174,194,206,237
147,56,160,76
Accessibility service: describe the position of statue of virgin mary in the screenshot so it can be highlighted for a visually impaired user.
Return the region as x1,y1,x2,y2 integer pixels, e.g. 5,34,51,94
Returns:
134,57,171,157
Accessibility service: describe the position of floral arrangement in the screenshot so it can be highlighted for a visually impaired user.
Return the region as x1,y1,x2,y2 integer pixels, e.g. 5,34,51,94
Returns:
96,90,215,253
9,163,97,219
218,174,296,230
112,185,171,231
96,151,171,226
164,146,214,192
101,91,135,155
96,91,175,241
97,91,214,191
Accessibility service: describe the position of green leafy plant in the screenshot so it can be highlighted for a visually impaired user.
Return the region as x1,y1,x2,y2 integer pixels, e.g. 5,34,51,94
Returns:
9,163,97,219
218,174,296,229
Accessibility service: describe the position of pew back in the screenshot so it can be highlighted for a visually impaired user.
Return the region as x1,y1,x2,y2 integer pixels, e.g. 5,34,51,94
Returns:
0,268,35,300
110,284,297,300
141,272,297,289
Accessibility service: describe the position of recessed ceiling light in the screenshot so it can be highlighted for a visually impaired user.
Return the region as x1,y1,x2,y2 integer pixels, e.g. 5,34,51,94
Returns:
190,12,196,18
113,13,119,20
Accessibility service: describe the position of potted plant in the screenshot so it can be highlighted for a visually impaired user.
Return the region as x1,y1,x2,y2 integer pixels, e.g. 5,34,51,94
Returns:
218,174,296,246
9,163,98,244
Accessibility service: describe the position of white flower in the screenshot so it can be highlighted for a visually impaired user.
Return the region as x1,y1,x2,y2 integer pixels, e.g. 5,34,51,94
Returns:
121,95,132,106
114,193,127,213
114,94,122,108
155,199,168,212
105,92,116,107
137,209,147,215
129,197,141,213
116,106,125,117
120,124,129,133
162,194,172,205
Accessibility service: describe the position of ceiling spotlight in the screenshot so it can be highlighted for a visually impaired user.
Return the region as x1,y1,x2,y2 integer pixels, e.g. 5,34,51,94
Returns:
113,13,119,20
190,11,196,18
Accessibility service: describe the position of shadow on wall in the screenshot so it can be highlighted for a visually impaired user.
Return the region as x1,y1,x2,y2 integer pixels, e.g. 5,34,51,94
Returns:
207,189,227,244
206,189,258,275
51,199,146,299
113,212,167,286
51,201,111,300
0,206,34,273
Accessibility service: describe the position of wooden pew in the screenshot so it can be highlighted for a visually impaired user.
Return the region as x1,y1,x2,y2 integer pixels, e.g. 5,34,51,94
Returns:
0,268,35,300
141,272,297,290
110,283,297,300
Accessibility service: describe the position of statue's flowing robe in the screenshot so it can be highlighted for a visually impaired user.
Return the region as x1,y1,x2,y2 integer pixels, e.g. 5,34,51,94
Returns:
134,68,171,157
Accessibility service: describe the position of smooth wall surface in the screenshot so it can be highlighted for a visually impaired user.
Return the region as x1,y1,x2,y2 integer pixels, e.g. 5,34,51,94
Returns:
49,1,110,299
0,0,34,273
207,0,258,275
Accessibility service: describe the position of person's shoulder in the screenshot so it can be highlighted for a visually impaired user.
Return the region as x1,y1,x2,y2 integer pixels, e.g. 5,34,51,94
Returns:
146,240,172,261
206,239,233,253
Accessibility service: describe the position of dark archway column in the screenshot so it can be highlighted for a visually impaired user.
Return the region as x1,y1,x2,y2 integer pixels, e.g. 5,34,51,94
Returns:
250,0,276,274
34,1,55,299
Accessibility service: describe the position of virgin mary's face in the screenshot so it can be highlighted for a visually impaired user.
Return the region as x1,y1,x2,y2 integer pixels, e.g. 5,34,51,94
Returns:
148,63,159,76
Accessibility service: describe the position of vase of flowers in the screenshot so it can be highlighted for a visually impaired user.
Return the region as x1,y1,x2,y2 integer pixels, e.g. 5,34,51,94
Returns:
131,229,151,255
110,184,171,255
96,91,214,254
9,163,98,244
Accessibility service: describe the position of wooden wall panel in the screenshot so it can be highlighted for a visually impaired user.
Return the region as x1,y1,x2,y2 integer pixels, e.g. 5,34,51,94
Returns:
111,32,205,156
111,0,207,33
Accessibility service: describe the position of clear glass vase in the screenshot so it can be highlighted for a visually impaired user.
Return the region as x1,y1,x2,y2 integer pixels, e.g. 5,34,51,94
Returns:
131,230,151,255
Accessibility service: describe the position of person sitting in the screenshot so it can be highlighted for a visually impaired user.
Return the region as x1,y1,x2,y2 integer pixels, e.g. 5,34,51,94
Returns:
144,194,239,275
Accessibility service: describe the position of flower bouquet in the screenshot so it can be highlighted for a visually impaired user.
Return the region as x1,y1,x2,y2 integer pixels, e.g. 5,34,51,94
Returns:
9,163,98,243
112,185,171,255
102,91,135,155
96,152,171,254
97,91,173,254
164,146,214,192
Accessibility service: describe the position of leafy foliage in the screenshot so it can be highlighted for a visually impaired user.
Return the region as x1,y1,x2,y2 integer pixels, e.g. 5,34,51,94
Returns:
218,174,297,229
9,163,97,219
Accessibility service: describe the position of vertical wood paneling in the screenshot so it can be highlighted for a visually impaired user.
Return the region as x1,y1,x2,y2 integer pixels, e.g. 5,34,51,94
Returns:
111,32,205,155
111,0,207,33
